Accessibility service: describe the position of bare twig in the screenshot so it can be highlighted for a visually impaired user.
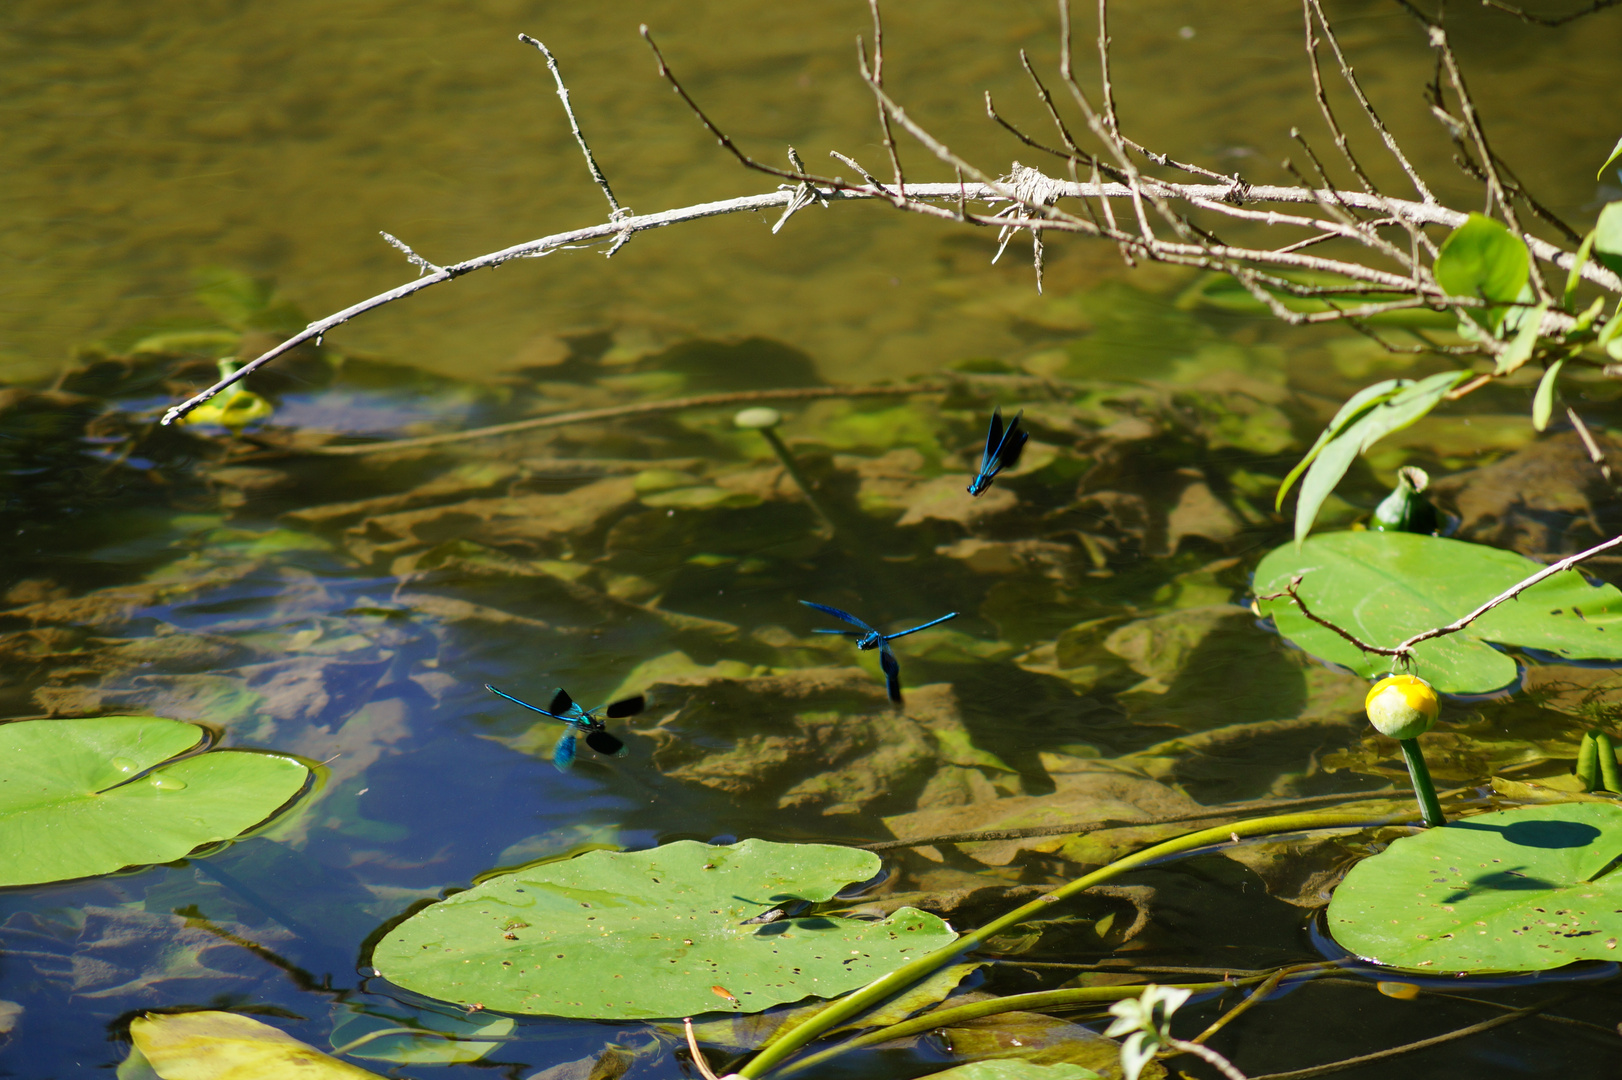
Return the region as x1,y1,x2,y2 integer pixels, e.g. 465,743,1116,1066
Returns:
158,171,1615,425
863,0,906,204
1257,575,1402,658
519,34,627,224
772,147,826,234
1304,0,1435,204
1401,8,1552,304
1479,0,1622,25
1168,1039,1250,1080
378,232,442,276
1564,404,1614,483
1246,998,1561,1080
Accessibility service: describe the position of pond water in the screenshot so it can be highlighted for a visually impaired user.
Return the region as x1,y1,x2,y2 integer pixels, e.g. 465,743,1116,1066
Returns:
3,1,1622,1077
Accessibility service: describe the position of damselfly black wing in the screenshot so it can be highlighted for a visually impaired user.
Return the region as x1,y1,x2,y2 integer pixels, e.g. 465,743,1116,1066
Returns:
878,646,903,704
996,410,1028,472
585,729,627,757
604,695,645,719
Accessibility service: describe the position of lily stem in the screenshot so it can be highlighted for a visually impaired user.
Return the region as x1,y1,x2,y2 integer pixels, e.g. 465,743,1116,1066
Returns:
758,426,836,530
1398,738,1445,827
734,807,1417,1079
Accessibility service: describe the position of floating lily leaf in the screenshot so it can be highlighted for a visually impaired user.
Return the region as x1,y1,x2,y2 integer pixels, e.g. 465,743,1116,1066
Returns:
371,839,956,1018
327,1006,513,1064
1255,531,1622,694
898,1064,1103,1080
0,904,297,1002
940,1011,1136,1076
1328,803,1622,972
126,1011,382,1080
0,716,309,886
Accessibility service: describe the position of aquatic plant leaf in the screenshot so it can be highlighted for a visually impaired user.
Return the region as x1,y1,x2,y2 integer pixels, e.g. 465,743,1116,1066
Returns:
129,1011,382,1079
0,716,309,886
1328,803,1622,972
939,1011,1138,1076
914,1061,1103,1080
0,904,297,1001
371,839,956,1018
1593,202,1622,278
1286,371,1467,547
1600,138,1622,181
327,1006,513,1064
1532,357,1564,431
1255,531,1622,694
1433,213,1530,332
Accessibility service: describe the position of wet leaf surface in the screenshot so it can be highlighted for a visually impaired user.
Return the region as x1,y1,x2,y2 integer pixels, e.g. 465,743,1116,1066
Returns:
1328,803,1622,972
0,717,309,886
127,1011,384,1080
372,839,956,1018
1256,531,1622,693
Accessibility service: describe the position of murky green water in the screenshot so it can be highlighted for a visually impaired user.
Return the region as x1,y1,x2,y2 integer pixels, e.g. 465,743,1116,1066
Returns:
4,1,1622,1077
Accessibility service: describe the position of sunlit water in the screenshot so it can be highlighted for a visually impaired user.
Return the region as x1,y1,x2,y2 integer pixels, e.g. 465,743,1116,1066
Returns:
3,1,1622,1076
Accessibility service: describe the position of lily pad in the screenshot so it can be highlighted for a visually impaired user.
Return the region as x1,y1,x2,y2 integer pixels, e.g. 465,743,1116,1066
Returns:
0,716,310,887
371,839,956,1018
1327,803,1622,972
126,1011,382,1080
1254,531,1622,694
327,1006,513,1064
918,1061,1103,1080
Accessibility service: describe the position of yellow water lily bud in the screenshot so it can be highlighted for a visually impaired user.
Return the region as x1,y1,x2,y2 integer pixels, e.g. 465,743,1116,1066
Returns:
1365,674,1438,739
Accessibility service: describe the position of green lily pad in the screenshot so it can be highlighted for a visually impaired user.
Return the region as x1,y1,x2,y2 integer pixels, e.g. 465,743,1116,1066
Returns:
1254,531,1622,694
371,839,957,1018
0,716,310,887
1327,803,1622,972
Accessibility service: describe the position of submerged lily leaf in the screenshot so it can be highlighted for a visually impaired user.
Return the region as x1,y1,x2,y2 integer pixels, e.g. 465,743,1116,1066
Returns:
327,1006,513,1064
0,716,309,886
939,1010,1139,1076
127,1011,382,1079
1255,531,1622,694
373,839,956,1019
914,1064,1103,1080
1328,803,1622,972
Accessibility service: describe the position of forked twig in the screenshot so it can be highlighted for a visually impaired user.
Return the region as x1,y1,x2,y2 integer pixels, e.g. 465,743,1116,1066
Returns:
156,3,1622,425
519,34,626,222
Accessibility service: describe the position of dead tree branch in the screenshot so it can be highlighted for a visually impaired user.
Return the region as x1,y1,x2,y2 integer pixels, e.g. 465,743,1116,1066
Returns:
158,2,1622,426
